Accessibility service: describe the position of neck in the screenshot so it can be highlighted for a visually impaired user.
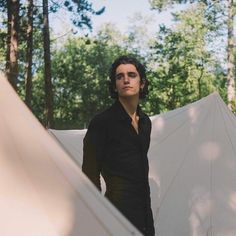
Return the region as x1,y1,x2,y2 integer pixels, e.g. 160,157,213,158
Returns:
118,96,139,119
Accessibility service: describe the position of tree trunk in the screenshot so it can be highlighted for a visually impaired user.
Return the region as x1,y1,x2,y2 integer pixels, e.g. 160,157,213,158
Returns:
6,0,11,79
6,0,19,90
25,0,33,108
197,62,204,100
43,0,53,127
227,0,235,110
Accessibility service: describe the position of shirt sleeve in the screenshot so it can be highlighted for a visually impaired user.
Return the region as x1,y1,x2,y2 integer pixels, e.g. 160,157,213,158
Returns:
144,115,152,150
82,116,106,191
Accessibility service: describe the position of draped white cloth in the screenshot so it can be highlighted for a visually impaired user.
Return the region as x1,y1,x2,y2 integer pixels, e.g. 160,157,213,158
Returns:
1,70,236,235
0,73,142,236
51,93,236,236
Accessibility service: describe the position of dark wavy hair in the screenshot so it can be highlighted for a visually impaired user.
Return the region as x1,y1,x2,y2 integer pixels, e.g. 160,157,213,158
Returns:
108,55,149,99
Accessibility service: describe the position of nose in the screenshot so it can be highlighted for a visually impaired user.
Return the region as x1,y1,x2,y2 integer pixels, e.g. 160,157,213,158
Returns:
123,74,130,83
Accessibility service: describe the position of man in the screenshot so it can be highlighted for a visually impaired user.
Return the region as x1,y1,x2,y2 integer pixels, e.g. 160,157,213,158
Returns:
82,55,155,236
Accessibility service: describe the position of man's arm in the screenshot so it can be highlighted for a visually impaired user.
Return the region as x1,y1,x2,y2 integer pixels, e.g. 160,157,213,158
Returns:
82,117,106,191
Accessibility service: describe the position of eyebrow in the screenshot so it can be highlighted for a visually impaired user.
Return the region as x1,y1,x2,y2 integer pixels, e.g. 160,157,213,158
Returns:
115,71,138,76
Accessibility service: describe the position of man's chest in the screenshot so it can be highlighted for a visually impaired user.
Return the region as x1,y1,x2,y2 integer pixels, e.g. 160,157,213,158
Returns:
106,120,150,153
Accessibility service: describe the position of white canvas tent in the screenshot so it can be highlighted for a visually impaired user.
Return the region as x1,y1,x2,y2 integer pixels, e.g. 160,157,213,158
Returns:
51,92,236,236
0,73,142,236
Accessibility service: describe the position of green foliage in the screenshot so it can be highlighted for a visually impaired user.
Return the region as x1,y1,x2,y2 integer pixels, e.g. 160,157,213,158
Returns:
147,3,224,113
50,36,130,129
95,23,125,46
0,27,6,70
0,0,106,127
0,0,44,86
0,0,233,128
57,0,105,30
0,0,6,11
230,99,236,114
150,0,227,40
124,12,155,56
150,0,189,11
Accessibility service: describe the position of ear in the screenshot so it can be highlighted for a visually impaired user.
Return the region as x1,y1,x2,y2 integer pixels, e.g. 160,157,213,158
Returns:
140,81,145,90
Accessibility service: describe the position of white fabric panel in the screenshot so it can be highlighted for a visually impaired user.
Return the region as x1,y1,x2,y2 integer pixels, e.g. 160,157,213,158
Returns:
50,129,86,167
51,93,236,236
0,73,142,236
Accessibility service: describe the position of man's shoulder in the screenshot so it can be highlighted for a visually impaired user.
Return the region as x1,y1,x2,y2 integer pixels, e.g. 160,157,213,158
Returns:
89,106,114,127
139,109,151,122
142,112,151,120
144,114,152,127
139,110,152,132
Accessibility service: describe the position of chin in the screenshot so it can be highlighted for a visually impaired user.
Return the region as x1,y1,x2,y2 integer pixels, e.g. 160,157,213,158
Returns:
119,93,139,98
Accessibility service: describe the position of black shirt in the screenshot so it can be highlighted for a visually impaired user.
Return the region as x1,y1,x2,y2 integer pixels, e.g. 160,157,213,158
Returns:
82,100,155,236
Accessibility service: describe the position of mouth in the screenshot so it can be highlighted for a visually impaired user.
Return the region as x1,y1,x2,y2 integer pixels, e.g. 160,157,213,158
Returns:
122,86,132,90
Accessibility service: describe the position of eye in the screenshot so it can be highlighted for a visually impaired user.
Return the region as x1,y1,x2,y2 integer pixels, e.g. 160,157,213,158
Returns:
115,73,123,80
128,72,137,78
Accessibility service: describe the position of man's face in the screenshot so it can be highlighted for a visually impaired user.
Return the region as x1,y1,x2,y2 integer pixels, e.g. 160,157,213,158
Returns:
115,63,144,99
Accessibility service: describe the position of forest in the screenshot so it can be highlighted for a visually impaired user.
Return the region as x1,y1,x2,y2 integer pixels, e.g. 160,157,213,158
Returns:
0,0,235,129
